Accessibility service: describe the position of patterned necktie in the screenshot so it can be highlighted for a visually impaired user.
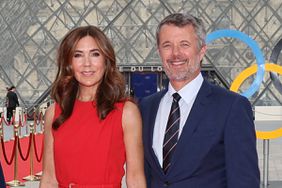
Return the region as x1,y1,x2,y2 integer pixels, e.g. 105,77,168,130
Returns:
163,92,181,174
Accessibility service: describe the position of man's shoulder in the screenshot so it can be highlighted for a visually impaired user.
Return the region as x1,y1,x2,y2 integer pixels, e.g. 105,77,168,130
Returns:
206,81,243,98
6,91,12,96
140,90,166,104
205,81,250,106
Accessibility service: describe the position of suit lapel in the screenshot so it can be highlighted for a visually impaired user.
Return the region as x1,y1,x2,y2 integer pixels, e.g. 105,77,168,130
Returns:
167,80,213,175
146,90,167,177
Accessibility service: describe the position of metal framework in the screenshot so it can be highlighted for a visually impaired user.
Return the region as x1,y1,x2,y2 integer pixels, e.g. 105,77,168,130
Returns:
0,0,281,107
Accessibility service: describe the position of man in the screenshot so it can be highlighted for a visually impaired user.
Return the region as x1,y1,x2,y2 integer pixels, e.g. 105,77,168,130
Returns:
139,13,260,188
6,86,19,123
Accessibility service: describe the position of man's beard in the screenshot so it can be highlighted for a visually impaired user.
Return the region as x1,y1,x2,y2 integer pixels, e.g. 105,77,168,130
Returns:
163,58,201,81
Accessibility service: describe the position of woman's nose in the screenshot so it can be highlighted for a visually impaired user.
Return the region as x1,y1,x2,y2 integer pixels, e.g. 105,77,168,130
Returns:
83,56,91,66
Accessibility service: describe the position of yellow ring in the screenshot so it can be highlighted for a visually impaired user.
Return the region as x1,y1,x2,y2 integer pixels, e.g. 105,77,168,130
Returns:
230,62,282,139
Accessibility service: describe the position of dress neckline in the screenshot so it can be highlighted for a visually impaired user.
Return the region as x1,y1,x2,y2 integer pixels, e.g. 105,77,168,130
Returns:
75,99,96,105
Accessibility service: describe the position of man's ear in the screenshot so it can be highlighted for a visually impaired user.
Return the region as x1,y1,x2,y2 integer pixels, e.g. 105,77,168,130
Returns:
157,44,160,54
199,45,207,61
157,46,162,59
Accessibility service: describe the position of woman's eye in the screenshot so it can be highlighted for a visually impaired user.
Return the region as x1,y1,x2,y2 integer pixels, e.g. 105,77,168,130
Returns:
73,53,82,58
91,52,100,57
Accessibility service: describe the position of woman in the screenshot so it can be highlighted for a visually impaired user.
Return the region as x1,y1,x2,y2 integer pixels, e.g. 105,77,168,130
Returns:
40,26,146,188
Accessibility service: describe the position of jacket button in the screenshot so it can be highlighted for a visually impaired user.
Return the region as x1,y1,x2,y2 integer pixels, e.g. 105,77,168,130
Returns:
164,181,169,186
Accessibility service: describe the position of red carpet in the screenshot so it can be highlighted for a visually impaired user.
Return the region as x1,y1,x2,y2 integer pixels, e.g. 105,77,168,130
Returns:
0,134,43,184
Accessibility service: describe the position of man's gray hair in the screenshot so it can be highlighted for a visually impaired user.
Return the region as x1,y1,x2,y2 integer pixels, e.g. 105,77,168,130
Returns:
156,13,206,50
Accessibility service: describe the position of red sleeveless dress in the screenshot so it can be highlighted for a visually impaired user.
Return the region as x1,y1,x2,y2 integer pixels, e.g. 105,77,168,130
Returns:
53,100,125,188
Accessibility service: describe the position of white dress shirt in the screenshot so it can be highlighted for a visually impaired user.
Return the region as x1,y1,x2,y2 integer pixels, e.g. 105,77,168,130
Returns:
152,73,204,166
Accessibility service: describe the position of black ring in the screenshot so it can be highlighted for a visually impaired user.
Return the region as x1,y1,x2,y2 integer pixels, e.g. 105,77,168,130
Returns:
269,38,282,94
270,38,282,64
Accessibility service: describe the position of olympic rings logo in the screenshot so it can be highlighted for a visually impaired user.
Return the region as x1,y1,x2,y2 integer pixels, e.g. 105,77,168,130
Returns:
206,30,282,139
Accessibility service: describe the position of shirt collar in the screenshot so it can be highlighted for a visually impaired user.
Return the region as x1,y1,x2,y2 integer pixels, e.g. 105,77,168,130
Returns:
167,73,204,104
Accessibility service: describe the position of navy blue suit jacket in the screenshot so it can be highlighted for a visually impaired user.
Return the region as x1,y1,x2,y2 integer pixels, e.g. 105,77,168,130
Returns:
0,163,5,187
139,80,260,188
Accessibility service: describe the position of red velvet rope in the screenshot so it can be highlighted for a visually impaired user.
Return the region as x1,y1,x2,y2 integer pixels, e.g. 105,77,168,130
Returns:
23,114,27,125
34,112,43,127
18,114,26,127
2,118,8,126
2,114,15,126
19,113,27,127
18,114,22,127
0,136,17,165
39,112,44,124
27,111,35,119
17,133,32,161
33,134,43,162
3,118,9,126
33,114,38,128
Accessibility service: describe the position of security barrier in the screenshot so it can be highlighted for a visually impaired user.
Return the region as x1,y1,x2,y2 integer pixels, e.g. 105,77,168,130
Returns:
0,106,45,187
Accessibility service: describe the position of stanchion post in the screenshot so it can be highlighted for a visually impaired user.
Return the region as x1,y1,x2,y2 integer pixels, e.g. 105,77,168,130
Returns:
11,110,16,139
0,107,4,138
23,123,40,181
262,139,270,188
39,107,45,134
6,123,25,187
25,108,29,136
0,117,3,139
33,107,37,134
17,108,24,138
19,107,27,138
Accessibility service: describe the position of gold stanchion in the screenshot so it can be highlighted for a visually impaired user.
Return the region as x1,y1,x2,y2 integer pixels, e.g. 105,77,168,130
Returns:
17,107,26,139
36,108,44,179
23,124,40,181
33,107,37,135
0,113,4,140
38,107,45,134
6,123,25,187
34,107,44,179
25,108,29,136
0,119,4,142
10,110,16,141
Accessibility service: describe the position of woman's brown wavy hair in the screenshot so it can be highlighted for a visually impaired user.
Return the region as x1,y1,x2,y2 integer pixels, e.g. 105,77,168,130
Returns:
51,25,126,130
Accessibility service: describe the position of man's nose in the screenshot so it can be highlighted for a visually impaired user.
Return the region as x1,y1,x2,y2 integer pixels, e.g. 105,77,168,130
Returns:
172,45,181,57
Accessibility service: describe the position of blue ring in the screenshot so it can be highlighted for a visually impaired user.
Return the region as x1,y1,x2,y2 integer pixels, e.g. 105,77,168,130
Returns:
206,29,265,98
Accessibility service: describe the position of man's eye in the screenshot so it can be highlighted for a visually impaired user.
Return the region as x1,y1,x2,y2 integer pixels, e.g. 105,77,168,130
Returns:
162,44,171,49
180,43,190,48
